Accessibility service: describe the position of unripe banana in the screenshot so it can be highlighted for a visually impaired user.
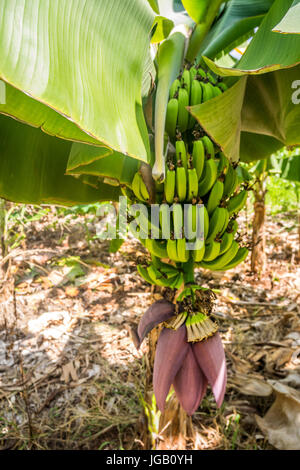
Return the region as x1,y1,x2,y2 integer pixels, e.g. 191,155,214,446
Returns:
189,65,197,81
217,82,228,92
132,172,144,201
164,168,176,204
203,205,210,240
187,167,198,202
169,78,181,99
198,159,218,197
137,264,155,285
201,81,215,102
217,152,229,177
201,136,215,159
167,239,180,262
193,238,205,262
197,68,207,81
176,238,189,262
177,87,189,132
227,189,248,216
181,69,191,98
207,71,217,85
165,98,178,140
223,164,238,199
218,230,234,255
215,247,249,271
159,203,171,239
212,85,222,98
172,203,183,239
200,240,239,270
176,165,187,202
219,207,230,236
203,240,220,261
206,179,224,215
145,239,168,259
206,206,227,244
189,79,203,128
192,140,205,180
175,140,188,171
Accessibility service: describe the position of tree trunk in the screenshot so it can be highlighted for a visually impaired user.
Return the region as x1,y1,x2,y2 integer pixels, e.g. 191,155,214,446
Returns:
251,178,267,275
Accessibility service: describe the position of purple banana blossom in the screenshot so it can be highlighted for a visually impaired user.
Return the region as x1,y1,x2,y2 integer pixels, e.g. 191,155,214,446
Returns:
136,301,227,415
136,299,175,348
154,329,227,415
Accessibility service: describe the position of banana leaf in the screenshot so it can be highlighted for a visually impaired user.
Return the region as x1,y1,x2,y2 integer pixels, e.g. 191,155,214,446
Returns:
0,114,121,205
272,0,300,33
0,0,154,162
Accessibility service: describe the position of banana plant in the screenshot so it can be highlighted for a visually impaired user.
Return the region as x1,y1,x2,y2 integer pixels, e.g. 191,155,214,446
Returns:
1,0,300,425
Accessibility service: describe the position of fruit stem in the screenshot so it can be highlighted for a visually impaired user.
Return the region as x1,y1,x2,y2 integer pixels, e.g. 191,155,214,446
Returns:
182,258,195,285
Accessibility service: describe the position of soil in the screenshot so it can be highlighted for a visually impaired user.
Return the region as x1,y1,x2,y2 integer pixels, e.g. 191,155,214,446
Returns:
0,205,299,450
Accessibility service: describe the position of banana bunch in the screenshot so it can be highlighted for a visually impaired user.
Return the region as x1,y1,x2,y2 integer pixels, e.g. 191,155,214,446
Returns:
137,255,184,289
165,64,228,140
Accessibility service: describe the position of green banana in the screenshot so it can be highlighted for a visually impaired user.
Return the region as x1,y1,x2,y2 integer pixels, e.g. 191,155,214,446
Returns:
151,256,178,278
206,206,227,243
137,265,155,285
189,79,203,128
185,203,196,241
198,159,218,197
227,218,238,236
201,136,215,159
187,167,198,201
169,78,181,99
227,189,248,216
177,87,189,132
181,69,191,97
165,98,178,140
145,239,168,259
132,172,144,201
193,238,205,262
164,168,176,204
203,240,220,261
217,82,228,92
176,238,189,262
159,203,171,239
172,203,184,239
167,239,180,262
215,247,249,271
192,140,205,180
200,240,239,270
175,140,188,170
212,86,222,98
219,207,230,236
207,71,217,85
206,179,224,215
203,205,210,240
217,152,229,177
223,164,238,199
197,68,207,81
176,165,187,202
201,81,215,102
190,65,197,81
218,230,234,255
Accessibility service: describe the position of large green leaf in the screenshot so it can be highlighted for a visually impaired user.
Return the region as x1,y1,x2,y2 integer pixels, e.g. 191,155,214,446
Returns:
181,0,209,24
199,0,275,60
280,154,300,182
66,144,140,187
0,115,120,205
189,77,247,162
204,0,300,76
0,0,154,161
273,0,300,33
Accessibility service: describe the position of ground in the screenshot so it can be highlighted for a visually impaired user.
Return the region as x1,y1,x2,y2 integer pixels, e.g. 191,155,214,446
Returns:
0,203,299,450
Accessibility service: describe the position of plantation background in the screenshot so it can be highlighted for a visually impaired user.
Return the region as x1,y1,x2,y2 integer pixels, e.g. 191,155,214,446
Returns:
0,173,299,450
